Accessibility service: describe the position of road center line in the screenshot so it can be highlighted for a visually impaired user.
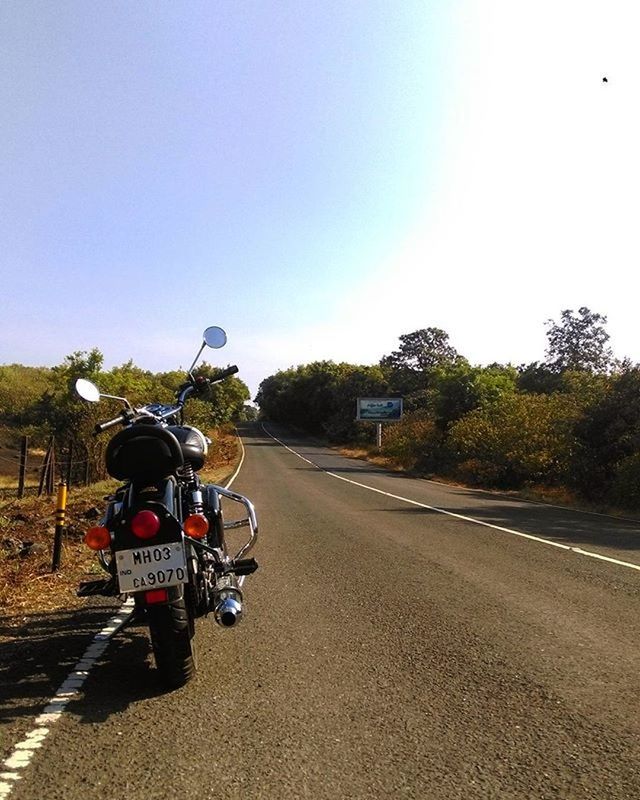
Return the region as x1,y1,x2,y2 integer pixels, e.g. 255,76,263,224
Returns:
262,424,640,574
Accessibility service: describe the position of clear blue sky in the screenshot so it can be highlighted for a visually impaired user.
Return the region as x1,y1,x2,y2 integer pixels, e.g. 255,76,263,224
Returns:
2,1,638,398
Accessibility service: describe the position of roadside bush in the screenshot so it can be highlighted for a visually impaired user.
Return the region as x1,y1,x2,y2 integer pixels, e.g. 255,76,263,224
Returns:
381,412,444,472
448,393,579,488
608,452,640,510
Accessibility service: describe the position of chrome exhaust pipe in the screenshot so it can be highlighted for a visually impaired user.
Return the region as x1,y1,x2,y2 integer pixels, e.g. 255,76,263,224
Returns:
213,597,242,628
213,576,243,628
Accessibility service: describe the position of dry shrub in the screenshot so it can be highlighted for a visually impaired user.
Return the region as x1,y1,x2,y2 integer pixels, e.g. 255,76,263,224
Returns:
455,458,504,487
382,412,443,472
448,393,579,488
609,453,640,510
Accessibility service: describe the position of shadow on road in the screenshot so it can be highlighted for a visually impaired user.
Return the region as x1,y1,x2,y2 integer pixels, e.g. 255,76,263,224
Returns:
381,501,640,553
0,606,119,725
249,422,640,554
237,424,279,447
0,605,165,732
292,465,409,482
70,620,169,723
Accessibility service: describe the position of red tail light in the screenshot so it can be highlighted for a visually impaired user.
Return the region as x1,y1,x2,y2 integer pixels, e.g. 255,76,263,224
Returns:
144,589,168,604
130,510,161,539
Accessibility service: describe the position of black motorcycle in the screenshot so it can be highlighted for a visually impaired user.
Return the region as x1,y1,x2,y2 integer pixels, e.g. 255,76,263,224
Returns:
75,326,258,688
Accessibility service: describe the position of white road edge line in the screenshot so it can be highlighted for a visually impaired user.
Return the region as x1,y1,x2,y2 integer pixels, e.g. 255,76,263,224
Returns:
262,424,640,574
0,431,248,799
0,600,134,799
225,427,246,489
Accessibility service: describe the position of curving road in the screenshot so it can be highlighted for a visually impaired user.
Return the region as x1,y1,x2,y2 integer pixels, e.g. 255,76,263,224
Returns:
2,423,640,799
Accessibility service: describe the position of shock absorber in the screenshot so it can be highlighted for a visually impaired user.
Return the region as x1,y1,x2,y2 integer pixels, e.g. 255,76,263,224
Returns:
181,461,204,515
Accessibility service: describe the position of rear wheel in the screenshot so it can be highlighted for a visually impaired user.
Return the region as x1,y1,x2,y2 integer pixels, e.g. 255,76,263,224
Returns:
147,597,196,689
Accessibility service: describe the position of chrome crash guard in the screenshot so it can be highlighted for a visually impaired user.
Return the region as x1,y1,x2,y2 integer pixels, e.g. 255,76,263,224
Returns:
190,484,259,627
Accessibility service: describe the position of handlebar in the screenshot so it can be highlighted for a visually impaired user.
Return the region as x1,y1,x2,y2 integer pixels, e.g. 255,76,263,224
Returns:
214,364,239,381
178,365,239,401
94,410,131,434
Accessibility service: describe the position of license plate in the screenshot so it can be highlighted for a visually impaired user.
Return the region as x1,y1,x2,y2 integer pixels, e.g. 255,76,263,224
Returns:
115,542,187,593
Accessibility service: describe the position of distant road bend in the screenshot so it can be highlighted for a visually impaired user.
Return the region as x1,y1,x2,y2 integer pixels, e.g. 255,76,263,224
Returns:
2,422,639,800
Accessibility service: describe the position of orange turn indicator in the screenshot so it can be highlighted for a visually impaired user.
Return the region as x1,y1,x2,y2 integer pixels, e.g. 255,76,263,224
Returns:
84,526,111,550
183,514,209,538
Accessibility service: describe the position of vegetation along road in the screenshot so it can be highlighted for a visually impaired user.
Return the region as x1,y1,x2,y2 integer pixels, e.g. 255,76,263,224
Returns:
2,423,639,799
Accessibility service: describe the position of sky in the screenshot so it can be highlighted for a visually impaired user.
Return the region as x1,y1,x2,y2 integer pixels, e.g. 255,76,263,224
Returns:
1,1,639,399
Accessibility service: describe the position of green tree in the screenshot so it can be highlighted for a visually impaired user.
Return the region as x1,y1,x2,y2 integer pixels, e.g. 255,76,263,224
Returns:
0,365,56,429
256,361,387,441
428,362,517,430
571,366,640,502
380,328,465,399
545,307,613,373
517,362,564,394
381,328,460,373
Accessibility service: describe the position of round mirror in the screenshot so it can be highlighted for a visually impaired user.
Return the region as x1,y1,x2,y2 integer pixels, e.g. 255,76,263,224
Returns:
75,378,101,403
203,326,227,349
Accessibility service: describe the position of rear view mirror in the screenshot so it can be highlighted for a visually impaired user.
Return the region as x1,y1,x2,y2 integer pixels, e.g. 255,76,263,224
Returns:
203,326,227,349
75,378,101,403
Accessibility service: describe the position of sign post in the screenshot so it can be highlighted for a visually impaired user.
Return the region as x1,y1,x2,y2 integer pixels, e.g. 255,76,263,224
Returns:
356,398,403,450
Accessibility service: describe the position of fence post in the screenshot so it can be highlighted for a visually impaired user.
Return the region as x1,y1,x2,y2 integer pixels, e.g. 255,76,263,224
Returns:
65,440,74,487
47,442,56,496
84,444,90,486
38,438,54,497
17,435,28,499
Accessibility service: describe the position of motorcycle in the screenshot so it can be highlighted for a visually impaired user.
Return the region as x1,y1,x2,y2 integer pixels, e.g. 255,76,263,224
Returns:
75,326,258,688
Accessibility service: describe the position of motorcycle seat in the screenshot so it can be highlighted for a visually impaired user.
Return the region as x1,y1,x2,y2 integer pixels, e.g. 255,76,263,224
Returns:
105,425,184,484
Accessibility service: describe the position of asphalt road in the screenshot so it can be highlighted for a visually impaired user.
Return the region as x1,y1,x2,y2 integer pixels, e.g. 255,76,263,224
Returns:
2,423,639,799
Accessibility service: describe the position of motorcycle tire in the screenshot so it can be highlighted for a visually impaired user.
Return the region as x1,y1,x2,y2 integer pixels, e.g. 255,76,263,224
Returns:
147,597,196,688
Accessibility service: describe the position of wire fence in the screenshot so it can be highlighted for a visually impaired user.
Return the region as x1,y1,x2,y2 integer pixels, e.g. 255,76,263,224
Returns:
0,436,106,499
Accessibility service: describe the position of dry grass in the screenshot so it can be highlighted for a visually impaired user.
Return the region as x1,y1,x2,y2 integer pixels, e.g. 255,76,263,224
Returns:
0,480,118,626
0,428,241,628
0,428,46,489
339,446,412,473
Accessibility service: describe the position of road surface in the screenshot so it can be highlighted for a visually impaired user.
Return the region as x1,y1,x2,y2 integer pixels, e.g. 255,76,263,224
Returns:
1,423,639,799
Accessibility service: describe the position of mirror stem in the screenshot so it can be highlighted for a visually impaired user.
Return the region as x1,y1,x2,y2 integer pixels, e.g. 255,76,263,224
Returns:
187,341,206,377
100,393,134,411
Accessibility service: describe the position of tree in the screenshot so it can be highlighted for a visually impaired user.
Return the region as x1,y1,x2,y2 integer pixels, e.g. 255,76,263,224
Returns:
517,362,564,394
429,362,517,430
545,307,613,373
0,365,56,427
571,366,640,502
380,328,460,373
255,361,387,441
